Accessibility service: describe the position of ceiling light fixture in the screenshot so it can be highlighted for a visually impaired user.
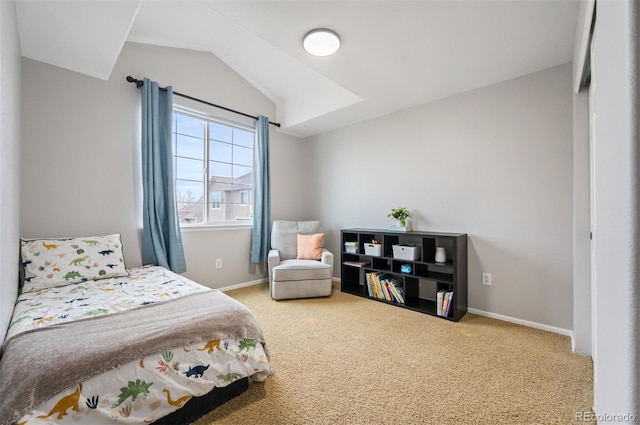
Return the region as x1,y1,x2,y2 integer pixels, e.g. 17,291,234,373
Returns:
303,28,341,57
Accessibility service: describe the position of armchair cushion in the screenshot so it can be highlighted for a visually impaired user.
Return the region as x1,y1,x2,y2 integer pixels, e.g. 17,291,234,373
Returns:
271,220,323,260
297,233,324,260
271,259,332,282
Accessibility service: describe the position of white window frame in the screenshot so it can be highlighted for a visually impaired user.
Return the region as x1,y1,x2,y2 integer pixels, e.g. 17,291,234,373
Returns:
173,105,255,229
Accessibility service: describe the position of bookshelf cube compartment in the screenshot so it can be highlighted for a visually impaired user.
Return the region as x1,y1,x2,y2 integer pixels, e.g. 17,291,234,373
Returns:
364,243,382,256
392,244,420,261
371,257,391,270
392,261,414,275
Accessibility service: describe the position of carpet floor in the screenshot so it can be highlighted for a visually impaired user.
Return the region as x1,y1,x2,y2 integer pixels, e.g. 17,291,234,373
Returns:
193,282,594,425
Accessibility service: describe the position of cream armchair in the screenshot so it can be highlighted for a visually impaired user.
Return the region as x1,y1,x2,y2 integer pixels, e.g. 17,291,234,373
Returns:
267,220,334,300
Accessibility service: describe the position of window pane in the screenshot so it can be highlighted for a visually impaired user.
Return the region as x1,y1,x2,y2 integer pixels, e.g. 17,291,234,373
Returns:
175,114,204,138
209,140,232,163
209,160,232,179
207,202,229,223
176,180,203,202
209,180,232,196
176,180,204,224
233,164,252,181
178,203,204,224
233,201,253,220
223,182,253,220
176,134,204,160
209,122,232,142
176,157,204,181
233,145,253,167
234,183,252,193
233,129,254,148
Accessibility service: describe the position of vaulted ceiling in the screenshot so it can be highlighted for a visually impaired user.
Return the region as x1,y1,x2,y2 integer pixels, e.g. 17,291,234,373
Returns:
15,0,579,137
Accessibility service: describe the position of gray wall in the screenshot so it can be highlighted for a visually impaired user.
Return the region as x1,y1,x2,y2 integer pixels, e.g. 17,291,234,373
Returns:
0,0,21,343
20,42,305,289
590,0,639,418
303,64,574,331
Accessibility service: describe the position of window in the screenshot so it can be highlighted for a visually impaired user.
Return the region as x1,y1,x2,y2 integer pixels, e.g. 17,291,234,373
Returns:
210,192,221,209
173,108,255,225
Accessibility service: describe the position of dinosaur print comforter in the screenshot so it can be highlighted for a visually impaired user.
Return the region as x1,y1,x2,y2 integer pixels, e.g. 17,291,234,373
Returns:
2,266,270,425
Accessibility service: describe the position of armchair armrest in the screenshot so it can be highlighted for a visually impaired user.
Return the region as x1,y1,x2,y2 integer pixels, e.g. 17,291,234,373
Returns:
267,250,281,282
321,249,334,268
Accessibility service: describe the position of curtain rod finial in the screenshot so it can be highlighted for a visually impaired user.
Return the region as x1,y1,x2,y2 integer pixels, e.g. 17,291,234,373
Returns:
126,76,143,88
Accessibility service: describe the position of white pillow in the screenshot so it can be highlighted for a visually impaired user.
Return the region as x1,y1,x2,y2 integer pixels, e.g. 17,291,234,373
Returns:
21,234,129,293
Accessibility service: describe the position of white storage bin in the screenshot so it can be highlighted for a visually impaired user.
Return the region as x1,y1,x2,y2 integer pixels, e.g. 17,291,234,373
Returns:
344,242,358,254
392,244,420,261
364,243,382,256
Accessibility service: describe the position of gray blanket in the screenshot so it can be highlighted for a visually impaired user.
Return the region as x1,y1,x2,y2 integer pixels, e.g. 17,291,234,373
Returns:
0,290,268,425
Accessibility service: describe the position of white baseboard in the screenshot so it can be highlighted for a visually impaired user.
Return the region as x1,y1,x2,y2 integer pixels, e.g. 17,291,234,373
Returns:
219,278,268,292
467,307,573,337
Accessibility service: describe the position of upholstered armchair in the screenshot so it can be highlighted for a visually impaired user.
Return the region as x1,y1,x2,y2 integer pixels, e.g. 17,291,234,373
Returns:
267,220,334,300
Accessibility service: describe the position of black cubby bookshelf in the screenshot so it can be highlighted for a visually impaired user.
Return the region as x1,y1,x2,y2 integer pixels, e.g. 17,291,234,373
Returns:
341,228,468,321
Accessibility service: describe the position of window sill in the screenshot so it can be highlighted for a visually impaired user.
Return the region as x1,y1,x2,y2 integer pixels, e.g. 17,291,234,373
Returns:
180,223,253,232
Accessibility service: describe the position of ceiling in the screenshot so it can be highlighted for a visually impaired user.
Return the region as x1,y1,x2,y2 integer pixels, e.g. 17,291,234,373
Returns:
15,0,579,137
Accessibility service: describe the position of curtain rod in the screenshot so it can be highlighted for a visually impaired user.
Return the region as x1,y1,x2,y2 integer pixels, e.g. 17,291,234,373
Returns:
126,76,281,128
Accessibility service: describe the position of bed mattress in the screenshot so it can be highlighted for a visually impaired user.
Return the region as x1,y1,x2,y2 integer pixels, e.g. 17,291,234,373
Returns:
1,266,270,425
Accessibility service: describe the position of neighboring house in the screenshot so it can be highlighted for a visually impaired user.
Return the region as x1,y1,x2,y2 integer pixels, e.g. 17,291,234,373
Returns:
178,172,253,224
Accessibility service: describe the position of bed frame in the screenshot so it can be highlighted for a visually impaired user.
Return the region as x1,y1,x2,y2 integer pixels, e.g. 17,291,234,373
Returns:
154,377,249,424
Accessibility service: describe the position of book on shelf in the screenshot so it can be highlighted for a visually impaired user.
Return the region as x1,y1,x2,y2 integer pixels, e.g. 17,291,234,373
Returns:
383,281,393,301
375,276,383,300
343,260,370,268
365,272,375,298
378,273,393,302
439,291,454,317
437,290,445,316
445,292,454,317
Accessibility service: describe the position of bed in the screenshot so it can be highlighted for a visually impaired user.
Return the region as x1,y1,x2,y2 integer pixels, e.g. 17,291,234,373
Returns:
0,234,270,425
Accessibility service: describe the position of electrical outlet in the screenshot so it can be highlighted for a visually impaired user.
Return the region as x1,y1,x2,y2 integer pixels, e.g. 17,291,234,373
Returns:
482,272,492,286
215,259,222,269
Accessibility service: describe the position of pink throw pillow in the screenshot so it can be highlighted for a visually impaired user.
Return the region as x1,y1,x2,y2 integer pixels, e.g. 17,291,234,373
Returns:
297,233,324,260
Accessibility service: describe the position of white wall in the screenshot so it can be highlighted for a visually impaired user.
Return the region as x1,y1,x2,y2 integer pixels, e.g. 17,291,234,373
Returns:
0,0,21,343
304,64,574,331
590,0,639,420
21,42,305,289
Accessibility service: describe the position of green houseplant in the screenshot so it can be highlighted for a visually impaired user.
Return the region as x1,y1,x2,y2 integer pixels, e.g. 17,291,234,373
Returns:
387,207,410,227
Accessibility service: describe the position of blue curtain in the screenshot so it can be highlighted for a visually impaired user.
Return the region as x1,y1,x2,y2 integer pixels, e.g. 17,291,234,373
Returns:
251,116,271,263
141,77,186,273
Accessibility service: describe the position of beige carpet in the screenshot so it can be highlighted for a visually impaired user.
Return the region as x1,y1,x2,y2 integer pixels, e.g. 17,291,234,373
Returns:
193,282,594,425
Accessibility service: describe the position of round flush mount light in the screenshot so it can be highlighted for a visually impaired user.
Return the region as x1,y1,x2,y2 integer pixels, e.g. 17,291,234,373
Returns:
303,28,341,56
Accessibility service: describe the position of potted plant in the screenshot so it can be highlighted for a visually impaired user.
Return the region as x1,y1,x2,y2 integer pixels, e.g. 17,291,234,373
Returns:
387,207,410,227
